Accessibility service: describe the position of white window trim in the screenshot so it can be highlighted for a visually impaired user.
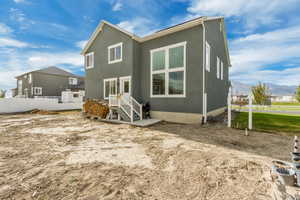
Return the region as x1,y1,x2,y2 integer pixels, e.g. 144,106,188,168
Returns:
28,73,32,84
103,78,118,100
85,52,94,69
69,77,78,85
108,42,123,64
221,61,224,80
205,41,210,72
119,76,131,95
216,57,220,79
150,41,186,98
34,87,42,95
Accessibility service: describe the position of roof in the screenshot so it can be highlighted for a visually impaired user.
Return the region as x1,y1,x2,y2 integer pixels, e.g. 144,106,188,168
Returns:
81,16,231,67
16,66,84,79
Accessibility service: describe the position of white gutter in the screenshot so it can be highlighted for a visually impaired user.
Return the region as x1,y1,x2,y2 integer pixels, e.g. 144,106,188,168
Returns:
202,22,207,123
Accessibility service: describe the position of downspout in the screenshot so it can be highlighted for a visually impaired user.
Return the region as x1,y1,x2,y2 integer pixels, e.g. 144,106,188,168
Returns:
202,21,207,123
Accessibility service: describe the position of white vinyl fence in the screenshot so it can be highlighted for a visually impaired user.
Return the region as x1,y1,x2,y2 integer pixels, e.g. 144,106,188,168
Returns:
0,98,83,114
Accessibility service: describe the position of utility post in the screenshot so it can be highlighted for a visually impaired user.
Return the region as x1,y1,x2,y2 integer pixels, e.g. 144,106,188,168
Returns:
248,92,253,130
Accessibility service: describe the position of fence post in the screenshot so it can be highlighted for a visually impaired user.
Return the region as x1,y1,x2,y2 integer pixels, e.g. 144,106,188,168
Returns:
131,103,134,123
227,87,232,128
248,92,253,130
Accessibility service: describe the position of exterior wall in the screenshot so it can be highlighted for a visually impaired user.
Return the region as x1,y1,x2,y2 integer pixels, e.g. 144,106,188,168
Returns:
139,25,204,114
16,73,33,98
205,20,230,113
85,24,135,99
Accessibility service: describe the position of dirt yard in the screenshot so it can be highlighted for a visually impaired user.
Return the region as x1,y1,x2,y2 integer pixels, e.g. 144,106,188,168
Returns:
0,111,294,199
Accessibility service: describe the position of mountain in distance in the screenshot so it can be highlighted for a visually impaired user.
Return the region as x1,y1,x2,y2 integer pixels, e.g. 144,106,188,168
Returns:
231,81,297,96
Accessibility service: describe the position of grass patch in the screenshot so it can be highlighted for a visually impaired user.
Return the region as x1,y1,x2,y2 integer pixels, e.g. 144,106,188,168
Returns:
272,102,300,106
232,112,300,135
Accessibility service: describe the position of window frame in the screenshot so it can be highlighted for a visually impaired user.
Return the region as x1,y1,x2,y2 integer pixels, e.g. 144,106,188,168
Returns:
69,77,78,85
108,42,123,64
34,87,42,95
205,41,211,72
103,78,118,100
150,41,186,98
85,52,94,69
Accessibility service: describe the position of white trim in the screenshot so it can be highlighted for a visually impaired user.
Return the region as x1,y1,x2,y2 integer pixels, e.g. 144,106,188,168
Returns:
69,77,78,85
28,73,32,84
217,56,220,79
202,23,207,123
33,87,42,95
150,41,186,98
103,78,118,100
85,52,94,69
108,42,123,64
205,41,210,72
221,61,224,80
80,17,231,67
119,76,131,96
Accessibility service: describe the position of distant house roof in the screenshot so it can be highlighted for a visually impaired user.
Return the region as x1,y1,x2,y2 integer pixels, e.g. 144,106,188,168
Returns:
16,66,84,79
81,16,231,67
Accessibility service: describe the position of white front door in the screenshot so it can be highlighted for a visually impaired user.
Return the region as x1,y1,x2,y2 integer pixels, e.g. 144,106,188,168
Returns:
120,76,131,101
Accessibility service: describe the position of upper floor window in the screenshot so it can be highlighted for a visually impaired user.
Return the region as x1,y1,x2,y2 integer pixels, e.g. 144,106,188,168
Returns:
69,77,78,85
150,41,186,98
108,42,122,64
205,41,211,72
85,52,94,69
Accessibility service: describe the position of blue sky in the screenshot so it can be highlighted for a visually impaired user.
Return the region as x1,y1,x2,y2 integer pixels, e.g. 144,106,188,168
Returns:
0,0,300,91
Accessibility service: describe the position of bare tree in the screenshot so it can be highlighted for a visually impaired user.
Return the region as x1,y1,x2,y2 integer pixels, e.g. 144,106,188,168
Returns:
296,85,300,103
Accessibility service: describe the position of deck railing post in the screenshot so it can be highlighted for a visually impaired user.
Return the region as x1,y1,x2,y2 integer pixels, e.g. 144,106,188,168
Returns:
140,105,143,120
130,103,134,123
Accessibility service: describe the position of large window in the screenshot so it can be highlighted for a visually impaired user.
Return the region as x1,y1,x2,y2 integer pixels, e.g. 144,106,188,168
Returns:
104,78,117,99
108,42,122,64
85,52,94,69
28,73,32,84
150,41,186,97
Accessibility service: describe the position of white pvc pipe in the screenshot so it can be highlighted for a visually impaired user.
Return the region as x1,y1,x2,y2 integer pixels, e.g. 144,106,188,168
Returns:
228,87,232,128
248,93,253,130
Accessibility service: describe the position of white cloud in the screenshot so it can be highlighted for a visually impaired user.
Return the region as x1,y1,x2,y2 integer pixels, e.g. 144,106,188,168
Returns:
229,25,300,85
117,18,157,37
9,8,35,30
76,40,88,49
187,0,299,29
112,1,122,11
14,0,26,3
0,37,28,47
27,52,83,67
0,49,83,91
0,23,13,35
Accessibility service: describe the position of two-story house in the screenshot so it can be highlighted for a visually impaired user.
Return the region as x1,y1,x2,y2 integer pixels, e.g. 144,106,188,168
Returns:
81,16,231,124
15,66,84,98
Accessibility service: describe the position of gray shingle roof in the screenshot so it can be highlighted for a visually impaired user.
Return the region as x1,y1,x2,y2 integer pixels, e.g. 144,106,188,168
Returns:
17,66,83,78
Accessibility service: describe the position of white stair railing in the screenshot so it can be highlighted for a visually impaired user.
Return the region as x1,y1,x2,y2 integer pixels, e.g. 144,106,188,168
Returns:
108,94,143,122
130,96,143,120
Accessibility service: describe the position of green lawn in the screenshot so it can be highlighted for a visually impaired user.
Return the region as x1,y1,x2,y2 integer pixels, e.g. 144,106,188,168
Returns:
232,112,300,135
272,102,300,106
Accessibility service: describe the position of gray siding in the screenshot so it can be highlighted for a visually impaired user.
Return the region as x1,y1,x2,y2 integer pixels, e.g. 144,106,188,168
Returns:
139,25,204,114
17,72,84,97
205,20,230,112
85,24,135,99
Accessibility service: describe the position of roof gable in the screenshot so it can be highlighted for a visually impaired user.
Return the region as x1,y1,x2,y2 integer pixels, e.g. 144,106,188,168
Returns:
81,16,231,67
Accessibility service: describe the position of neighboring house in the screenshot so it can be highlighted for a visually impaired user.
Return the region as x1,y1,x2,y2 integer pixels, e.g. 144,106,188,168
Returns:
81,16,231,124
271,95,297,103
15,66,84,98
